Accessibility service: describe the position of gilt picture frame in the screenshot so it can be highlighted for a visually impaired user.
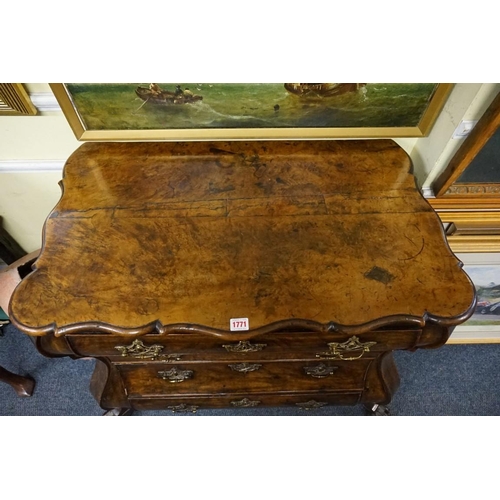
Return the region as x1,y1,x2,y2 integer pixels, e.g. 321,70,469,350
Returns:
50,83,453,141
0,83,37,116
448,252,500,344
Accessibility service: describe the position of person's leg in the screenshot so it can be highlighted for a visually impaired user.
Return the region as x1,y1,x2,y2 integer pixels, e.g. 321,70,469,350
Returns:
0,250,40,397
0,250,40,314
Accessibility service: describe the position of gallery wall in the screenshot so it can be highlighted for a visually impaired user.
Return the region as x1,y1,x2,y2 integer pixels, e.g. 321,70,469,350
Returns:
0,83,497,252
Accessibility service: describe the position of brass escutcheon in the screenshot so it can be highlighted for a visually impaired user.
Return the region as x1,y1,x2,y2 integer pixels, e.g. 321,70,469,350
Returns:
222,340,267,353
158,367,193,383
228,363,263,373
167,404,199,413
296,400,328,410
303,363,338,378
230,398,261,408
316,335,377,361
114,339,181,361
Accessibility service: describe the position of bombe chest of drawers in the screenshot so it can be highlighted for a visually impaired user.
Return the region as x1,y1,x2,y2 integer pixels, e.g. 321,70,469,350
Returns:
10,140,475,415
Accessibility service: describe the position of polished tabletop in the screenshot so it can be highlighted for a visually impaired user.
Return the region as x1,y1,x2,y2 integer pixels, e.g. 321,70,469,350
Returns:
10,140,476,336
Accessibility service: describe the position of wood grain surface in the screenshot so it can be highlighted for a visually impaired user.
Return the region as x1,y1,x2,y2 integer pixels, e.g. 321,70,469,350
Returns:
10,140,475,336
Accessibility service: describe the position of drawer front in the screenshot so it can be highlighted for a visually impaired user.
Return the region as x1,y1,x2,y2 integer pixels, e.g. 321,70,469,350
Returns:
118,359,372,397
65,329,422,360
129,392,363,412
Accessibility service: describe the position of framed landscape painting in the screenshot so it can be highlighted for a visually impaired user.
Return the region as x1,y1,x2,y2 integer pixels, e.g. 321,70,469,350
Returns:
50,83,452,141
449,253,500,344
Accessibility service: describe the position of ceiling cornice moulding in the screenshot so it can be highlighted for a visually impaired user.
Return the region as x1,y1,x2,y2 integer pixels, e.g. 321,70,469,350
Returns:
29,92,61,112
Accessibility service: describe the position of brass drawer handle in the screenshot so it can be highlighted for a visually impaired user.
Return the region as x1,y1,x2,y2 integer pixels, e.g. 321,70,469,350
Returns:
231,398,261,407
228,363,263,373
114,339,181,361
296,400,328,410
167,404,199,413
158,367,193,383
222,340,267,353
316,335,377,361
303,363,338,378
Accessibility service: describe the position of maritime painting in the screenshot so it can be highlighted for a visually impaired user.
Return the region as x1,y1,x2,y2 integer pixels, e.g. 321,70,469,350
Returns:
52,83,451,140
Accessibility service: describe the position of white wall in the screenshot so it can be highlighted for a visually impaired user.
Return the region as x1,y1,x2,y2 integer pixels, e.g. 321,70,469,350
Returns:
0,84,79,251
0,171,63,252
0,83,495,252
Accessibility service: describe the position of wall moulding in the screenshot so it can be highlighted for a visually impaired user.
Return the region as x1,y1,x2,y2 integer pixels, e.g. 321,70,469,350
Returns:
28,92,61,112
0,160,64,173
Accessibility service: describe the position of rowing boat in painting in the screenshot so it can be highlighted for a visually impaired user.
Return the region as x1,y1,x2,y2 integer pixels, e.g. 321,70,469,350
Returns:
135,86,203,105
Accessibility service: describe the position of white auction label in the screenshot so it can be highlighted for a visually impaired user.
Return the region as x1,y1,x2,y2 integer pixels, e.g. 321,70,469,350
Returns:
230,318,249,331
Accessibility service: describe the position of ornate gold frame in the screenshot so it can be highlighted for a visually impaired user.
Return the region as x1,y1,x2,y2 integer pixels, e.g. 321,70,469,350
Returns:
0,83,37,115
50,83,453,141
429,199,500,252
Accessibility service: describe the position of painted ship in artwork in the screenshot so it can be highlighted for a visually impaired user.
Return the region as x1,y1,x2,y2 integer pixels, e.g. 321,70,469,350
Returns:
135,84,203,105
284,83,366,97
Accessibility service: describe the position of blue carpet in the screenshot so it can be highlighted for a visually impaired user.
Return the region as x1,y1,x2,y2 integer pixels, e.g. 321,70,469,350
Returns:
1,323,499,416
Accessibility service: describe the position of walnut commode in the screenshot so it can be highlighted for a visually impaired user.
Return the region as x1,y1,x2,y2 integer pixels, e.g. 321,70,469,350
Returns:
10,140,476,415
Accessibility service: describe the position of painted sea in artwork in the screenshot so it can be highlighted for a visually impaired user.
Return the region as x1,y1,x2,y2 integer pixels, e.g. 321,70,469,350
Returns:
65,83,439,131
